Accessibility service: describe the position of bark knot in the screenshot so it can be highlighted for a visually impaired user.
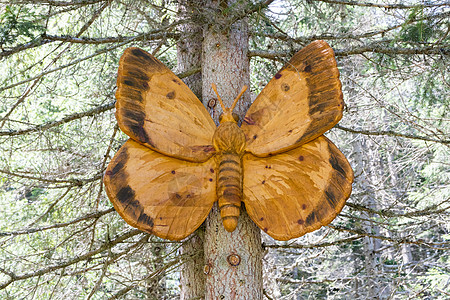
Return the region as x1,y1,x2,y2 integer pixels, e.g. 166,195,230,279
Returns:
227,254,241,267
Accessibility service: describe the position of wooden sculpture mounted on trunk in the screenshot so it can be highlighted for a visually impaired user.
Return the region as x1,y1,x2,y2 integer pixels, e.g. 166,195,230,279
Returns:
104,40,354,241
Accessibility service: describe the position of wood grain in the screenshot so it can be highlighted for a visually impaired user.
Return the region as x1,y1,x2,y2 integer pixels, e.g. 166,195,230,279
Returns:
243,135,353,241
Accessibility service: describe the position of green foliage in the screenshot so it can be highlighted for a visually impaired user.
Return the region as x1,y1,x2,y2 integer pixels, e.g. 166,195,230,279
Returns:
398,6,448,44
400,20,434,43
0,6,44,48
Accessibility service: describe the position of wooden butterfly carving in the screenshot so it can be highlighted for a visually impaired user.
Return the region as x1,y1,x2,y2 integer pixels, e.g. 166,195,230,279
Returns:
104,40,354,241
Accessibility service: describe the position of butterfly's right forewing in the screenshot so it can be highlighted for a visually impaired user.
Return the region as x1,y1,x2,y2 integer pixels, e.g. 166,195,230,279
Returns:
241,40,343,157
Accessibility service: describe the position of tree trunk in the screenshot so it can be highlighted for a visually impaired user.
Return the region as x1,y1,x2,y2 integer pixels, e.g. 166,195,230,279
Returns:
351,135,383,299
177,2,206,299
202,1,263,299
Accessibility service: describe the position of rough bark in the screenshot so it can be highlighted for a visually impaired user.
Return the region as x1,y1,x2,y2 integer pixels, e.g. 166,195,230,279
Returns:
177,2,206,299
202,1,263,299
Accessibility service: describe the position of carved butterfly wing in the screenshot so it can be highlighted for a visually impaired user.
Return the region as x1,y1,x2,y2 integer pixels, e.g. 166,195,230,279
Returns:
243,136,353,240
116,47,216,162
241,40,343,156
241,40,353,240
105,48,218,240
104,139,216,241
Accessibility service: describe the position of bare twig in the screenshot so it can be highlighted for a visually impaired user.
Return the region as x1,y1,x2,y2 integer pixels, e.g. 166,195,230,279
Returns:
0,169,102,185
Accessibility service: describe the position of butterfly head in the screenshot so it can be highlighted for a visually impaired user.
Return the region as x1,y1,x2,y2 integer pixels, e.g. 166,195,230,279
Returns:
212,83,247,124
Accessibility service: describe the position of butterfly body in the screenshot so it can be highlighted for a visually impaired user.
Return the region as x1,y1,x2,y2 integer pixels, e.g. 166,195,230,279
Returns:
104,41,354,241
213,117,246,232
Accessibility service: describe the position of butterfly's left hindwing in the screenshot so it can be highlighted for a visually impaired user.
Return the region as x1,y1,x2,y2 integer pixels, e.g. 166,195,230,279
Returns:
104,139,216,241
242,136,353,241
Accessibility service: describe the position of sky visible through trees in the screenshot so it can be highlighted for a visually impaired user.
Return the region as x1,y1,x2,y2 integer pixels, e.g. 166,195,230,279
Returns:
0,0,449,299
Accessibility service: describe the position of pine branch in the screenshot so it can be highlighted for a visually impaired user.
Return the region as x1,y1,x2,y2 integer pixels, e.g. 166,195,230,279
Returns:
0,208,114,237
335,125,450,145
86,234,150,299
0,2,111,129
108,257,181,299
0,102,115,136
249,43,450,60
346,200,450,218
311,0,450,9
0,168,102,185
45,32,180,44
256,24,399,43
0,32,179,58
253,6,449,48
0,44,125,93
335,43,450,56
0,19,183,59
1,0,107,6
278,277,353,284
264,235,361,249
0,229,143,290
76,0,111,37
0,64,199,135
328,225,450,250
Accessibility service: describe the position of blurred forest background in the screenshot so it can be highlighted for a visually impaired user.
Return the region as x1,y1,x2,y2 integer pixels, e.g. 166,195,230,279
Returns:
0,0,449,299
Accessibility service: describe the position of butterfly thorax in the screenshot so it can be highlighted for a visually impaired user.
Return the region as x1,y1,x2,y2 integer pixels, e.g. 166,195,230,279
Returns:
212,121,246,232
212,121,246,155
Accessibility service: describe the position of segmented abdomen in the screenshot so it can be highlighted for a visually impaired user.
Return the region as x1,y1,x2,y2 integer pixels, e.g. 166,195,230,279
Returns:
217,153,242,232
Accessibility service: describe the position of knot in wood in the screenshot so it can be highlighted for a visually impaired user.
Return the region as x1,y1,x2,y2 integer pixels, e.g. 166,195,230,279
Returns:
227,254,241,267
207,98,216,108
153,246,161,255
203,263,211,275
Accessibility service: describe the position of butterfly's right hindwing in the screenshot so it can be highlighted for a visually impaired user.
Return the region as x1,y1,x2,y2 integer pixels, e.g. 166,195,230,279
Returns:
104,139,216,241
243,136,353,241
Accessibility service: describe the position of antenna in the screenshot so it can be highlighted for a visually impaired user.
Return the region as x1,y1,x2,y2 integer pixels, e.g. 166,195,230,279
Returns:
211,83,247,112
211,83,226,111
231,85,247,111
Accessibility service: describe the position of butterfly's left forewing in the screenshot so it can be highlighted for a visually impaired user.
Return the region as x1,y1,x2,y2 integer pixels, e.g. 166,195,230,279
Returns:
104,139,216,241
116,47,216,162
242,136,353,241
